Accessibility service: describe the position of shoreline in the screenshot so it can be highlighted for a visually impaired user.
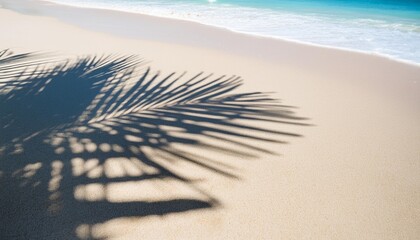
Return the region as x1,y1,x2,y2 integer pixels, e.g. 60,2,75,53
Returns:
40,0,420,67
3,0,420,68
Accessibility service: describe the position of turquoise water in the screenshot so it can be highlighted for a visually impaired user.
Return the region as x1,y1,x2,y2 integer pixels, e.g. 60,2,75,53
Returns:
49,0,420,63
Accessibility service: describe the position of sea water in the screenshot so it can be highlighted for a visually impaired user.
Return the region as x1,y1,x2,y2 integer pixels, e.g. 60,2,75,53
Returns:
48,0,420,64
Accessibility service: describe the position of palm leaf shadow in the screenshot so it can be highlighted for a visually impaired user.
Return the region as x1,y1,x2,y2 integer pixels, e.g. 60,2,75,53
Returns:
0,49,308,240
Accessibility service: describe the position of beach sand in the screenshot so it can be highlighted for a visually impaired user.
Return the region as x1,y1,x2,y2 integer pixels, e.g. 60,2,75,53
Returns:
0,1,419,239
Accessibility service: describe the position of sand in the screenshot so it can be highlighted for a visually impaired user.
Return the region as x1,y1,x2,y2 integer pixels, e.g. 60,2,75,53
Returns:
0,0,419,239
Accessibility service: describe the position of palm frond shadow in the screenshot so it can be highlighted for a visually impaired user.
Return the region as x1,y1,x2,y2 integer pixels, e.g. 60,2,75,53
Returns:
0,50,308,240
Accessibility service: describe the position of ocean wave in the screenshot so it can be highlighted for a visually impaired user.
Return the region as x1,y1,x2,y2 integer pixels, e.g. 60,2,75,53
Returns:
49,0,420,63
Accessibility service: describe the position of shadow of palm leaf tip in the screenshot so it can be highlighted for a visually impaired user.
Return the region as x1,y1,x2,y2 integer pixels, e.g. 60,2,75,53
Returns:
0,49,308,239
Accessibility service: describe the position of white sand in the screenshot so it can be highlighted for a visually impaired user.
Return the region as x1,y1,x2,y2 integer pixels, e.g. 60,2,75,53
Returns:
0,1,419,239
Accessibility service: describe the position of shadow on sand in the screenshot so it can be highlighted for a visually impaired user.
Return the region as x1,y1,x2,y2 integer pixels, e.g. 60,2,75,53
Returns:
0,49,308,239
